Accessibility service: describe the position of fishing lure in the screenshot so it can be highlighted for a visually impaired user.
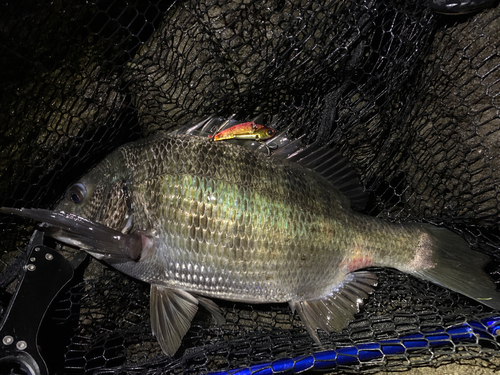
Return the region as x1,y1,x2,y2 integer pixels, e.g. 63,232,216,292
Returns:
209,122,275,142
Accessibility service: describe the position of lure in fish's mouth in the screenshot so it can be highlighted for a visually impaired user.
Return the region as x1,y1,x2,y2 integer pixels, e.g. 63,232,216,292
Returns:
0,207,149,262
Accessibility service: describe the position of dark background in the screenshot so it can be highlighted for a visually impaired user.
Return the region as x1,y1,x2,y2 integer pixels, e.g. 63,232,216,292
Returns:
1,0,500,373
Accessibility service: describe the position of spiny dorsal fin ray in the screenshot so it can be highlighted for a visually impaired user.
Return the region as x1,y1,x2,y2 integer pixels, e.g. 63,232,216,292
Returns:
171,116,228,137
290,271,378,344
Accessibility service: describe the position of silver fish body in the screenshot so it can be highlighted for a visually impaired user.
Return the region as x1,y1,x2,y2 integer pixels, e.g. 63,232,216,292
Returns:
2,130,499,356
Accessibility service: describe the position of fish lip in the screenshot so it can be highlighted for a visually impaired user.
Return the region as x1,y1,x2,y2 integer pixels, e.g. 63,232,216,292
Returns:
44,226,85,248
0,207,141,261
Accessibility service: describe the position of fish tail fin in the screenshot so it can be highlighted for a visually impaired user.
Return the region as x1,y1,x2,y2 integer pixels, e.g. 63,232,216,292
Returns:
410,225,500,310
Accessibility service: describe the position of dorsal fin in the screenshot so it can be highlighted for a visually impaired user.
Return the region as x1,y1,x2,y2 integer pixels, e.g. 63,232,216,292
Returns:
288,143,368,210
174,116,368,210
260,128,369,210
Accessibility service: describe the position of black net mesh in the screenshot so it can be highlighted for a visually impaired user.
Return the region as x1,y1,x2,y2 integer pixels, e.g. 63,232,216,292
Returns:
1,0,500,373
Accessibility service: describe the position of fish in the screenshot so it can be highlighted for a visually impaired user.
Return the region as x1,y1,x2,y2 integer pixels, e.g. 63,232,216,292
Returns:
1,121,499,357
208,121,275,142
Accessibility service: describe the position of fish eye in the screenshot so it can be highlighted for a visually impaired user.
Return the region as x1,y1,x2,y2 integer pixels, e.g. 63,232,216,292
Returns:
67,183,87,204
267,129,275,136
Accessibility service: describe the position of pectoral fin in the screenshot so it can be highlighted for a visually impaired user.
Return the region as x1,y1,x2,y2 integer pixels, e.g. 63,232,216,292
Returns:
290,271,378,344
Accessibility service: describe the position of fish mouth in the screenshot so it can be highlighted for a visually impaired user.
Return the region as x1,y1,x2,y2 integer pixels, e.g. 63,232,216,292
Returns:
0,207,144,261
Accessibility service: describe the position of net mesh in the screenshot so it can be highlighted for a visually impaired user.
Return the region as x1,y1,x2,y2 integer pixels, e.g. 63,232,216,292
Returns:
1,0,500,373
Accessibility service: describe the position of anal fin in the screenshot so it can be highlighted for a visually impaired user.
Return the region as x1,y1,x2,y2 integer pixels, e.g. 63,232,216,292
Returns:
196,295,226,325
290,271,378,344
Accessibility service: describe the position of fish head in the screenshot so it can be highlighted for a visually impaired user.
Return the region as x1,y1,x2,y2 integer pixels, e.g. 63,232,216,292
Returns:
0,147,149,262
56,153,131,232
